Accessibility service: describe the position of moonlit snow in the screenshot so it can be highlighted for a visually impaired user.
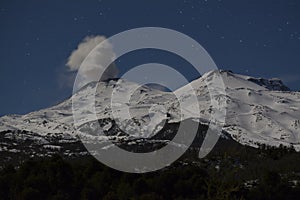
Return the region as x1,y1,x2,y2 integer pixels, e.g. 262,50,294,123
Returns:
0,70,299,150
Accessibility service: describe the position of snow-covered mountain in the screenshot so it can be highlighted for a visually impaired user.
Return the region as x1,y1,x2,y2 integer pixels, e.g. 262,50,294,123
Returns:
0,70,299,157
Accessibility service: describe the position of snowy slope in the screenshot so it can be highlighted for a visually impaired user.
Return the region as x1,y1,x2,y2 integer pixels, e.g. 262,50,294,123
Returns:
0,70,299,151
0,79,174,141
177,70,300,150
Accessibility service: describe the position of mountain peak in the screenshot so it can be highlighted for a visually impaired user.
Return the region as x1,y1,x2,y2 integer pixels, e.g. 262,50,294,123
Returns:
200,70,290,91
247,77,290,91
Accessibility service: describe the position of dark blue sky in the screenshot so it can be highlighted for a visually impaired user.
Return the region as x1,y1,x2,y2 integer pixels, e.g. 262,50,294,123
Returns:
0,0,300,116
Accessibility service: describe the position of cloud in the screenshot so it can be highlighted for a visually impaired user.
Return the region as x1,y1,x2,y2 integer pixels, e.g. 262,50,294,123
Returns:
66,35,119,88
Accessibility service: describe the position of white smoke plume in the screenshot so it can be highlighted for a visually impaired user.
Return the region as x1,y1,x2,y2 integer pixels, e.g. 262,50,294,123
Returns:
66,35,119,88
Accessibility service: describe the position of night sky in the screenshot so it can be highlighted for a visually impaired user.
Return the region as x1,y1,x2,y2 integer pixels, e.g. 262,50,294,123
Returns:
0,0,300,116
